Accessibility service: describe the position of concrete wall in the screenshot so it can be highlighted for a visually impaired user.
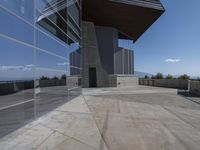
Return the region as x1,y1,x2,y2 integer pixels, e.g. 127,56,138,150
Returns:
67,76,81,89
108,75,118,87
114,48,134,75
95,26,118,74
82,21,110,87
189,80,200,96
108,75,138,87
139,79,188,89
82,21,135,88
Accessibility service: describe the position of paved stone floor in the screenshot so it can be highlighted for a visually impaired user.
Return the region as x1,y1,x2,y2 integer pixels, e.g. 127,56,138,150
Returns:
1,85,200,150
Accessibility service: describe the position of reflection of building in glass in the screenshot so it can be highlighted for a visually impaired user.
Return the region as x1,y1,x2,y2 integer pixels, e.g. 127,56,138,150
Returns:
0,0,81,138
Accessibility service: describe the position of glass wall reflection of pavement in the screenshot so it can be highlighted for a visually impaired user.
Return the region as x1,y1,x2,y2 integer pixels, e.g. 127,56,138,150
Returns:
0,0,82,138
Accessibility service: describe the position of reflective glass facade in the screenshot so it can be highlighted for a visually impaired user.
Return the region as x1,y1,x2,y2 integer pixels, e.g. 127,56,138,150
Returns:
0,0,81,137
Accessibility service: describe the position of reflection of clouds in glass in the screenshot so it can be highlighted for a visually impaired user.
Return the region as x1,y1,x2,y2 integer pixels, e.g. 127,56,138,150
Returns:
0,64,34,71
26,64,34,68
20,6,25,14
57,62,69,66
21,0,25,14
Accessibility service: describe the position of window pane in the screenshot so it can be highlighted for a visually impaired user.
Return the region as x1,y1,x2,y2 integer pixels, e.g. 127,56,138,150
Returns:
35,28,69,58
35,49,70,71
35,69,68,117
68,2,80,26
0,37,34,109
0,0,34,23
0,36,34,137
0,8,34,45
0,100,34,138
70,48,81,69
35,0,68,44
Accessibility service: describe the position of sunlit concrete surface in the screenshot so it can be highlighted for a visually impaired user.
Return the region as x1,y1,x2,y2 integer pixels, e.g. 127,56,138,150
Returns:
1,85,200,150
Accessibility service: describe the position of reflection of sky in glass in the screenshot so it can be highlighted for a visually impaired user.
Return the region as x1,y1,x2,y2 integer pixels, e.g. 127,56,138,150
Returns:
0,0,34,23
0,37,34,81
0,36,79,81
35,27,80,57
0,1,82,137
0,8,34,45
0,32,79,81
0,0,80,81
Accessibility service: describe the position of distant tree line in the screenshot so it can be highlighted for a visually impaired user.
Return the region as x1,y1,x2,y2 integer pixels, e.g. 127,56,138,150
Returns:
40,74,66,80
144,73,190,80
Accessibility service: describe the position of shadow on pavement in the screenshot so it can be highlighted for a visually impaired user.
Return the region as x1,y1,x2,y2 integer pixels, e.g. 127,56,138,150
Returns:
177,90,200,104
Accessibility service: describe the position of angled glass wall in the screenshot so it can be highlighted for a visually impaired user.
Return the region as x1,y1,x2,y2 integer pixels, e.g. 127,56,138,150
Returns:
0,0,82,138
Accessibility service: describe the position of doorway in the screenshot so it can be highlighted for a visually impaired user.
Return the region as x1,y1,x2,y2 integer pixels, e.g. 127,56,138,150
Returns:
89,67,97,87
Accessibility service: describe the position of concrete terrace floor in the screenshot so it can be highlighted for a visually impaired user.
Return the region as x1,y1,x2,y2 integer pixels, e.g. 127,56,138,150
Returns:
1,86,200,150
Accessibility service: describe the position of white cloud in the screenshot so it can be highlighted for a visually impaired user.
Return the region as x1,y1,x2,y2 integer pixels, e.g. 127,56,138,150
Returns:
0,64,34,71
165,58,181,63
26,64,34,68
57,62,69,66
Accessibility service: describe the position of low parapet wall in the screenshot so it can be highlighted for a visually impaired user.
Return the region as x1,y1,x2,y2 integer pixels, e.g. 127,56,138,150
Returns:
139,79,188,89
109,75,138,87
189,80,200,96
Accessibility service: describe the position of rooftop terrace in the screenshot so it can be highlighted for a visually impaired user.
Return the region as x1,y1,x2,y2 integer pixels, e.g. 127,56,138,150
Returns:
1,85,200,150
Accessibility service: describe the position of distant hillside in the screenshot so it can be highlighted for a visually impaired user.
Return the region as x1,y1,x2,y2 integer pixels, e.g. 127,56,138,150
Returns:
134,71,153,78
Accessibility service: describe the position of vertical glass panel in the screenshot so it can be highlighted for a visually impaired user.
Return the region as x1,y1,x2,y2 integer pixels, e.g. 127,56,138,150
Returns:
0,100,34,138
35,28,69,58
70,48,81,69
0,0,82,138
68,1,80,26
0,8,34,45
35,69,69,117
35,49,70,71
35,0,68,44
68,42,81,65
68,67,82,98
68,86,82,98
68,27,80,43
0,37,34,109
0,36,34,138
0,0,34,23
68,17,81,36
68,75,82,99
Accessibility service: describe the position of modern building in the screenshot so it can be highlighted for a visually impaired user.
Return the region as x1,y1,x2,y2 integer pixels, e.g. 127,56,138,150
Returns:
0,0,164,138
82,0,164,87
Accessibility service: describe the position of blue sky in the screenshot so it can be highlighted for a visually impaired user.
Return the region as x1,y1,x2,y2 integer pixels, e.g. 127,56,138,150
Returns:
120,0,200,77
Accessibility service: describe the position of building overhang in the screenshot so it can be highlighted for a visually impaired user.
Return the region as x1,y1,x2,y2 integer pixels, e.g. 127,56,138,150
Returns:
82,0,164,41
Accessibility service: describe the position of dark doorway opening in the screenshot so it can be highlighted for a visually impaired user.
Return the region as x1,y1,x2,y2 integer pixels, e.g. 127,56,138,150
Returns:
89,67,97,87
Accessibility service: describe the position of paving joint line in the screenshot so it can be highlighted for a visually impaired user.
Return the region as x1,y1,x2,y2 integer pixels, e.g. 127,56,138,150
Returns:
39,123,98,150
83,96,110,150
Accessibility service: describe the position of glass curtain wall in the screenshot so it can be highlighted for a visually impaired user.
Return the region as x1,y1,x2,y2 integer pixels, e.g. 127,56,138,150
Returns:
0,0,81,138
